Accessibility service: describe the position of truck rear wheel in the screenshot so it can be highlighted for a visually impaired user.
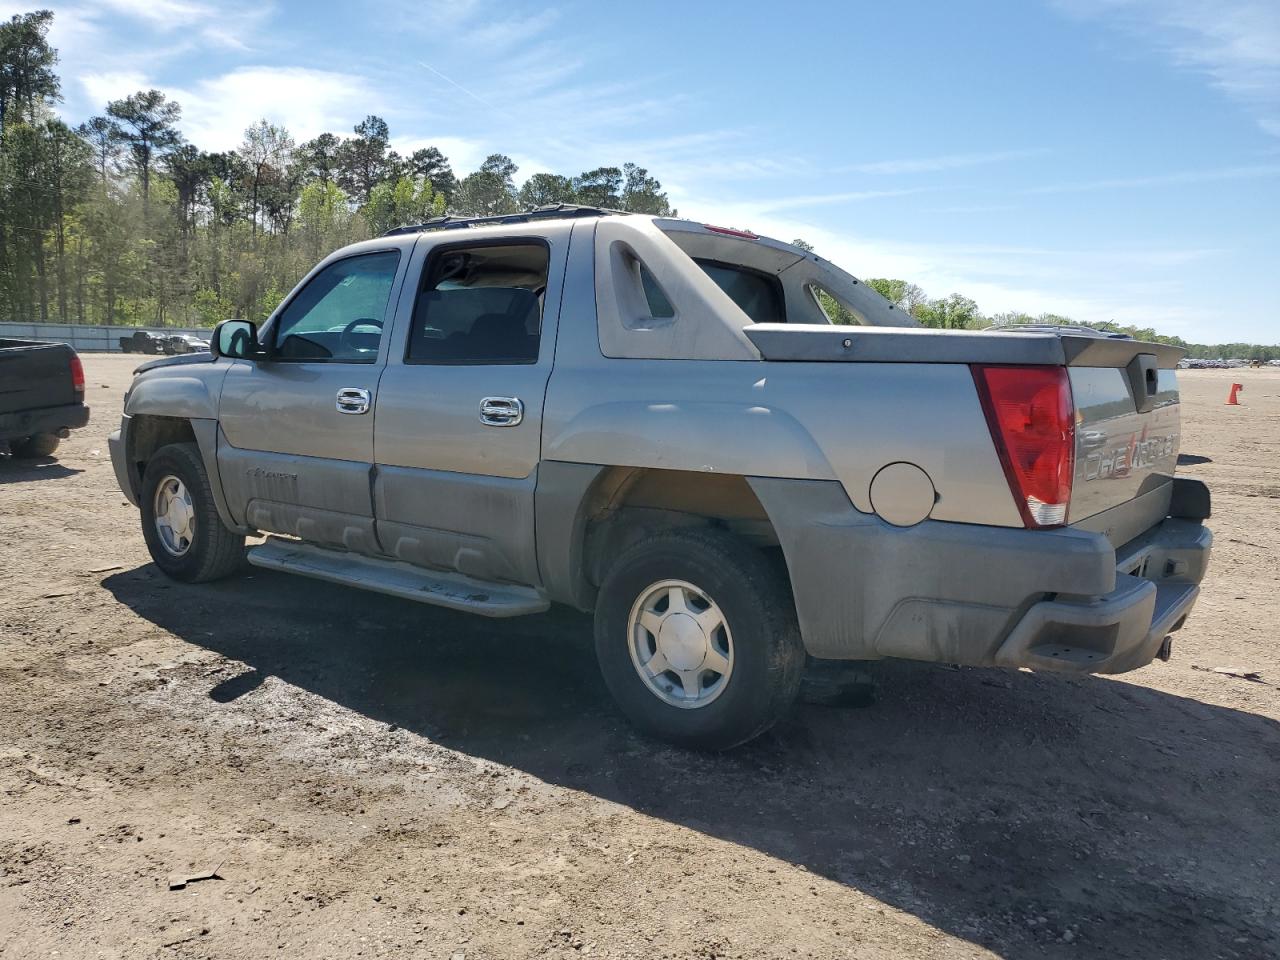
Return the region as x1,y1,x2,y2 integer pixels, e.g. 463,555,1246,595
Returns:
593,528,805,750
10,433,60,458
139,442,245,582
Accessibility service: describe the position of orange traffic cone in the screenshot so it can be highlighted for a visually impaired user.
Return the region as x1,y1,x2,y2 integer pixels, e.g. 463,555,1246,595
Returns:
1226,383,1243,405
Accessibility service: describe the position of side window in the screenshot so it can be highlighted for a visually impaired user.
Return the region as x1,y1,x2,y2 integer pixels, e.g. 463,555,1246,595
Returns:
693,258,785,324
272,250,401,362
639,262,675,319
407,242,549,364
807,283,861,325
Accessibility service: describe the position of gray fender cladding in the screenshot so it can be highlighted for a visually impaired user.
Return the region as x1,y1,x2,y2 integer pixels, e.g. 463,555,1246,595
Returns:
746,477,1114,662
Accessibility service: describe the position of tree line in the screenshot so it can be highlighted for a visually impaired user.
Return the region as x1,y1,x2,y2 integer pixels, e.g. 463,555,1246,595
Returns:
0,10,673,327
2,9,1274,359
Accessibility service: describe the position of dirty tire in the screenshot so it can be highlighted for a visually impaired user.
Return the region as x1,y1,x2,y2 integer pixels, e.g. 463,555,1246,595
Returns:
594,528,805,750
140,442,245,582
10,433,60,458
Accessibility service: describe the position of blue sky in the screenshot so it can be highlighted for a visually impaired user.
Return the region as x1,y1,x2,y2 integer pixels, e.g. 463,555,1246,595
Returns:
9,0,1279,343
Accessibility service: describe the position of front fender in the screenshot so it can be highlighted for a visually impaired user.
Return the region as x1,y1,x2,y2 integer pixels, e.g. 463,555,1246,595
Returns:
124,371,224,420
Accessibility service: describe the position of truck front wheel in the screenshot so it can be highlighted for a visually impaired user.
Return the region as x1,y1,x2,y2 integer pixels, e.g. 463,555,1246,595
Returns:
139,442,245,582
593,528,805,750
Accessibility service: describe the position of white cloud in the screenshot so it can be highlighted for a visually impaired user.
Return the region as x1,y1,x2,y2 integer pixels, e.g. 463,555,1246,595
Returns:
170,67,385,151
1056,0,1280,136
666,194,1220,333
80,70,152,105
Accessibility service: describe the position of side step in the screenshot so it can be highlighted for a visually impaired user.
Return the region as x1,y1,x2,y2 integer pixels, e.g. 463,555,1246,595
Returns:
246,536,549,618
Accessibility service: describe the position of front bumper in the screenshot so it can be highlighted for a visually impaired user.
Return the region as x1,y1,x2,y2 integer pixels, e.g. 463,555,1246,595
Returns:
749,477,1212,675
0,401,90,444
108,422,136,505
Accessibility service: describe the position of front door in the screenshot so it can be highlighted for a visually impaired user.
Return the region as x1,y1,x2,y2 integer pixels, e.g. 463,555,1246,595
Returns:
373,230,567,585
217,246,408,552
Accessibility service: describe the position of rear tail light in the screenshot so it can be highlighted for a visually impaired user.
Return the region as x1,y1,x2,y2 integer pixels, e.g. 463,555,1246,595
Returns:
69,351,85,395
971,365,1075,528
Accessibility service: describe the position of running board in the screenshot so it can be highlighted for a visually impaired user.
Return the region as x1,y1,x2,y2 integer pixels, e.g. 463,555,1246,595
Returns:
246,537,549,618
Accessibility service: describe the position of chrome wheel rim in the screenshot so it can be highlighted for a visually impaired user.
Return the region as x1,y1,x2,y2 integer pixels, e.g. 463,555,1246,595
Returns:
627,579,734,709
153,475,195,557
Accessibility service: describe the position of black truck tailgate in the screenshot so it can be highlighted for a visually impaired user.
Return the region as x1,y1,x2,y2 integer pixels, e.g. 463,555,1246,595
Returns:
0,339,78,414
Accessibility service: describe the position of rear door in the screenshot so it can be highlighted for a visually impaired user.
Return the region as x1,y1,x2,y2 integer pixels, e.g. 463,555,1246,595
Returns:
373,226,568,585
216,246,409,552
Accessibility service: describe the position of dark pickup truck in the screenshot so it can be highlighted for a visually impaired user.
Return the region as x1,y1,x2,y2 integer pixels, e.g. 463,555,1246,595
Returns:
0,338,90,458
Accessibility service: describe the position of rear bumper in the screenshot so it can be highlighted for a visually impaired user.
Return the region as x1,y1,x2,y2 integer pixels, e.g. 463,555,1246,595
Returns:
992,519,1210,674
748,477,1212,675
0,401,90,443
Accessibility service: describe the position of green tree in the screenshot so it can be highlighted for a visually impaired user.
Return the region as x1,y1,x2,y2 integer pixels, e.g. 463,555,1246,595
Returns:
518,172,575,208
296,132,341,185
916,293,982,329
238,119,294,236
408,146,456,200
864,278,927,315
105,89,182,203
77,115,119,184
620,163,672,214
337,115,391,204
0,9,58,133
363,176,440,235
453,154,519,216
573,166,623,207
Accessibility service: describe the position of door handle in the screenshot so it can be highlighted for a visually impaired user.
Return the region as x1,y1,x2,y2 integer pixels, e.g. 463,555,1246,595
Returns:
336,387,371,415
479,396,524,427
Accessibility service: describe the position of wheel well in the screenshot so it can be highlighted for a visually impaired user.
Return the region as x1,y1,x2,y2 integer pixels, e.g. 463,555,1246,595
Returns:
127,415,197,490
580,467,782,587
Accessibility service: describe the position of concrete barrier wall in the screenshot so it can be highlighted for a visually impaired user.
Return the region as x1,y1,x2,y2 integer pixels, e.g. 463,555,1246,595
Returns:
0,322,214,353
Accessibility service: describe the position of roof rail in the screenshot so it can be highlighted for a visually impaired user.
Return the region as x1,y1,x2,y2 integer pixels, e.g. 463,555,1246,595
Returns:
381,203,624,237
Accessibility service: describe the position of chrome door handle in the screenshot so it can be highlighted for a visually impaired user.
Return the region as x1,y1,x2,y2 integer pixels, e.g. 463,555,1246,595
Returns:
336,387,371,415
479,396,524,427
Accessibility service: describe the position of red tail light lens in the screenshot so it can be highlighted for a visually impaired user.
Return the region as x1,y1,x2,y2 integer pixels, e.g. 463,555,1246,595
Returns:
971,365,1075,528
702,223,759,239
69,352,85,395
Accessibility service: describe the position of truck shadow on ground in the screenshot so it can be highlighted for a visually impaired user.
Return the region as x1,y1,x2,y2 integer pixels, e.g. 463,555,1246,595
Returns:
104,565,1279,960
0,457,81,483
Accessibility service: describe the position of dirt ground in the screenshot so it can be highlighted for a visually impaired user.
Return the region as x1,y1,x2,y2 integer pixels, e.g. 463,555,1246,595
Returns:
1,355,1276,960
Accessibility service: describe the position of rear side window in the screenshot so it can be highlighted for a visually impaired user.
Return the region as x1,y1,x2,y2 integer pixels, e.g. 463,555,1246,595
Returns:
807,283,861,325
407,242,549,364
640,263,675,319
694,258,785,324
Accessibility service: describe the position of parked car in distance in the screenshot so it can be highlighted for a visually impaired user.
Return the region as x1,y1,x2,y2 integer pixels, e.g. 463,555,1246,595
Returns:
119,330,165,354
164,334,211,355
109,205,1212,749
118,330,211,354
1,338,89,458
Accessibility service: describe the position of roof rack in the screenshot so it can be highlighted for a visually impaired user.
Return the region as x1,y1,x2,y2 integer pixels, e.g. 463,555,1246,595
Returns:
381,203,624,237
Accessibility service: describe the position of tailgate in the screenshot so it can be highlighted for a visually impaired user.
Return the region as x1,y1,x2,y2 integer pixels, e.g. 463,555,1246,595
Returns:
1068,362,1180,537
0,341,78,414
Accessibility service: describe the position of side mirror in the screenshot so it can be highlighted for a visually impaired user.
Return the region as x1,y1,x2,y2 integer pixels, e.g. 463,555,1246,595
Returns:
211,319,262,360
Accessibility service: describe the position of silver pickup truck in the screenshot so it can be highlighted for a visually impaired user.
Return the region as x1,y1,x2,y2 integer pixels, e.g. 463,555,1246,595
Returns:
109,205,1212,749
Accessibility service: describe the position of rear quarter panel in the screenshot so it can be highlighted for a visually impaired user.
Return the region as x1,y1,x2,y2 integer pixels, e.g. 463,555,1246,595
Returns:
543,358,1022,526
